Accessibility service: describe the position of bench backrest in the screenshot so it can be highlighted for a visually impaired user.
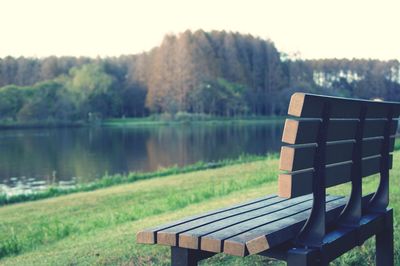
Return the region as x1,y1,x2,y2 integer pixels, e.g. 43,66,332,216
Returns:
279,93,400,198
277,93,400,246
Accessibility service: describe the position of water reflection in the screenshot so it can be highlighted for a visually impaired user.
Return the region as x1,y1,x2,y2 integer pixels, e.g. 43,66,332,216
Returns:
0,122,284,195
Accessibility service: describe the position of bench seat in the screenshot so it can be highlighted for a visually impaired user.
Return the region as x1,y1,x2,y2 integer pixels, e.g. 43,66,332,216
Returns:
137,194,349,257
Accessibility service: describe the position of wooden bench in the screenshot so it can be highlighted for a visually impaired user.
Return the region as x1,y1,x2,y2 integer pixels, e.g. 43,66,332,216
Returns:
137,93,400,265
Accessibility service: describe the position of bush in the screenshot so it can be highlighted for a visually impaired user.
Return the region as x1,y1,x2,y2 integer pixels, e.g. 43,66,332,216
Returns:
174,112,212,122
159,112,173,121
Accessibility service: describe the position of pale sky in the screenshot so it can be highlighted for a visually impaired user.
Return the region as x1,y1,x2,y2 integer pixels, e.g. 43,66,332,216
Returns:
0,0,399,60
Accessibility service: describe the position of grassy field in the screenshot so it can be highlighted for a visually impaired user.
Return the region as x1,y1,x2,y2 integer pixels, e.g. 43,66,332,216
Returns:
0,152,400,265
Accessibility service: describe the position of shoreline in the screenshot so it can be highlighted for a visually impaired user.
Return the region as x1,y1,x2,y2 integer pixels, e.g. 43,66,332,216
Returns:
0,154,275,206
0,121,86,130
0,116,285,130
102,115,284,127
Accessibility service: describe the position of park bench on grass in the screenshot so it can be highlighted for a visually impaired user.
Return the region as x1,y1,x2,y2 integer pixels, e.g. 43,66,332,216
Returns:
137,93,400,265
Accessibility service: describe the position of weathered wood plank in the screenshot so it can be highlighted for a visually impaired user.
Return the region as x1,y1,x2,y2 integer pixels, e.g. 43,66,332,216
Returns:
280,141,352,172
364,119,399,138
282,118,397,145
178,194,313,249
287,93,400,119
279,155,393,198
280,136,395,172
224,197,348,256
282,119,358,144
199,196,341,254
136,194,276,244
156,196,286,246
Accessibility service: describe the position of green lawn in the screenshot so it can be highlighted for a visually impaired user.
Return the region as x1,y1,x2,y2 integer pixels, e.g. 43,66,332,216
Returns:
0,152,399,265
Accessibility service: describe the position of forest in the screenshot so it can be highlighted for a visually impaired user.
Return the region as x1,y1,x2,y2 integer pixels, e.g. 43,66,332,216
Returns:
0,29,399,123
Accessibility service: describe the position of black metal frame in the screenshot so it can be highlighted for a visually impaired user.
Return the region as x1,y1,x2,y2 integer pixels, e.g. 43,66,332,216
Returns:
369,107,394,212
169,103,395,266
295,102,331,247
338,105,366,227
171,247,214,266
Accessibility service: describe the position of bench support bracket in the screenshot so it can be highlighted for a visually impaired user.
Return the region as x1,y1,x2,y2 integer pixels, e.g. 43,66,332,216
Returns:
171,246,214,266
287,247,326,266
296,103,331,247
369,108,394,212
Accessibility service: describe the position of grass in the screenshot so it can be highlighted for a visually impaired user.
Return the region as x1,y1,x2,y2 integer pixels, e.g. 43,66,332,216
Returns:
0,151,400,265
0,154,271,206
102,114,284,127
0,157,279,264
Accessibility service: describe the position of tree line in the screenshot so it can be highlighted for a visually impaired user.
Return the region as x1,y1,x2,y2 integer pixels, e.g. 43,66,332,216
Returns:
0,30,399,122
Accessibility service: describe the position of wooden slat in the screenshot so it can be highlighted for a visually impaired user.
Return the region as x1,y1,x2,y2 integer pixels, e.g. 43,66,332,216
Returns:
279,155,393,198
280,136,396,172
198,196,342,256
224,197,347,256
288,93,400,119
136,194,276,244
282,118,321,145
156,196,286,246
282,118,398,145
280,141,352,172
178,194,313,250
364,119,399,138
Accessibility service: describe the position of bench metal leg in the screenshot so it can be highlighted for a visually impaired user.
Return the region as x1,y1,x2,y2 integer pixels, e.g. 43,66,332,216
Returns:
376,209,394,266
287,248,317,266
171,246,214,266
287,248,327,266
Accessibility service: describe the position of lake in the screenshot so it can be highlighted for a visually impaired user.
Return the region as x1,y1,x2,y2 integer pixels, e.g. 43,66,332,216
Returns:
0,121,284,195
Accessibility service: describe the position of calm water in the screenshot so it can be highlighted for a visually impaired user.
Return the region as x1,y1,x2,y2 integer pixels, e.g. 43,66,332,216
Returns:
0,122,284,195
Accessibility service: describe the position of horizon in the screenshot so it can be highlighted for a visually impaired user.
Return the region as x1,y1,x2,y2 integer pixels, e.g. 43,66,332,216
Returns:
1,0,400,60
